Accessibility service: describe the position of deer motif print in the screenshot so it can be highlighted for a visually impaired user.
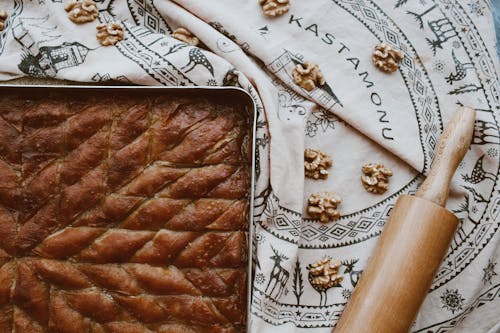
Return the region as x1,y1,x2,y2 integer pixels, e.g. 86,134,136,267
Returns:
181,48,214,76
265,247,290,299
307,257,343,306
343,259,363,288
445,50,474,84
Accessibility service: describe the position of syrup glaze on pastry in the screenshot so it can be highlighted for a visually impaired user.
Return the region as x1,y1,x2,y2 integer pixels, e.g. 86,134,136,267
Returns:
0,92,251,332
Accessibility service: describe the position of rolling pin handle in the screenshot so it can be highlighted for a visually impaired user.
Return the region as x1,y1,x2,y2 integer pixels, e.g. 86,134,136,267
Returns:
334,106,476,333
416,107,475,206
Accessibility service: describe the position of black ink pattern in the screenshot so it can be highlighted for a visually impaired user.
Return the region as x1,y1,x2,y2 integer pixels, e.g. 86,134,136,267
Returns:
292,259,304,305
181,48,214,76
453,195,479,224
473,120,500,145
440,289,465,314
255,272,266,285
426,17,458,55
482,259,497,285
343,259,363,288
163,42,188,56
461,155,496,184
448,84,482,95
462,185,489,203
406,5,437,30
18,42,92,77
341,288,352,300
446,50,474,84
265,247,289,299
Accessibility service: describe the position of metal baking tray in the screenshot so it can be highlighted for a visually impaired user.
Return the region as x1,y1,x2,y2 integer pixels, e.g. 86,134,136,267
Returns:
0,84,256,332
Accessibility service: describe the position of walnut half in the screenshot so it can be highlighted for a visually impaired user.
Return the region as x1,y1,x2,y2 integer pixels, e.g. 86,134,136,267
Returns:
304,148,332,180
308,257,343,291
259,0,290,17
307,191,341,223
293,62,325,91
372,43,403,73
96,22,124,46
65,0,98,24
172,27,199,46
0,10,8,31
361,163,393,194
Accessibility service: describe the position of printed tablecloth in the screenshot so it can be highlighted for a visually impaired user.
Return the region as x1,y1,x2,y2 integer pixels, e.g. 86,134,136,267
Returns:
0,0,499,332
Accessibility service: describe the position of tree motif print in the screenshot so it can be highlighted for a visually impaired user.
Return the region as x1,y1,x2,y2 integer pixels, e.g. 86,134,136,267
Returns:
292,259,304,305
406,4,438,30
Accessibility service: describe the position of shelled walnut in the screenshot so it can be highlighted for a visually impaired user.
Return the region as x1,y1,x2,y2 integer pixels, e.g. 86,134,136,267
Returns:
65,0,98,24
361,163,393,194
304,148,332,179
308,257,343,291
307,191,341,223
96,22,124,46
259,0,290,17
372,43,404,73
293,62,325,91
0,10,8,31
172,27,200,46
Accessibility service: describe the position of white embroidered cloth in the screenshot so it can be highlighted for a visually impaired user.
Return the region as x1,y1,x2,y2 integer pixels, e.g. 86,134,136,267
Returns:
0,0,499,332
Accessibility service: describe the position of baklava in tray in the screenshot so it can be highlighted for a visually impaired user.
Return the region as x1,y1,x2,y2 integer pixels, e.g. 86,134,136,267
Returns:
0,87,253,333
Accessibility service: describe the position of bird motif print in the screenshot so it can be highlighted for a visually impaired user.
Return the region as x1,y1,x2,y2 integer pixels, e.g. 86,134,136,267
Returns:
181,48,214,76
462,155,496,184
445,50,474,84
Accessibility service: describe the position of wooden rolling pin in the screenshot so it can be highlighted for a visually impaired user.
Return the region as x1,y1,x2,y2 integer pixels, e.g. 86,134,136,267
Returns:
335,107,475,333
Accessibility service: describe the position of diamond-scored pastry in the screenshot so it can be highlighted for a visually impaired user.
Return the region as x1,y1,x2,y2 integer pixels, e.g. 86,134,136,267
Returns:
96,22,124,46
307,191,341,223
65,0,98,24
172,27,200,46
259,0,290,17
361,163,393,194
293,61,325,91
0,93,250,331
304,148,332,179
372,43,404,73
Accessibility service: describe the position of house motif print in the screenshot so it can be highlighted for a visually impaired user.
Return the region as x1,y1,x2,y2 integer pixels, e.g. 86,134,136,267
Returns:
18,42,91,77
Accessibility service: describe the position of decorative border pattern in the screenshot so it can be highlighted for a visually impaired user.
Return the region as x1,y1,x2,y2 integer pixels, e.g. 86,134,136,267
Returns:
259,177,421,248
116,24,194,86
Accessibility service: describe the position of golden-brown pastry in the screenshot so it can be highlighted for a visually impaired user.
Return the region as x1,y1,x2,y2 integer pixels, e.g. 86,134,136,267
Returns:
0,93,250,332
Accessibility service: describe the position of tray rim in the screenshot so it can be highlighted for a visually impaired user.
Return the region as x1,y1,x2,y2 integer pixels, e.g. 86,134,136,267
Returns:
0,84,257,332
